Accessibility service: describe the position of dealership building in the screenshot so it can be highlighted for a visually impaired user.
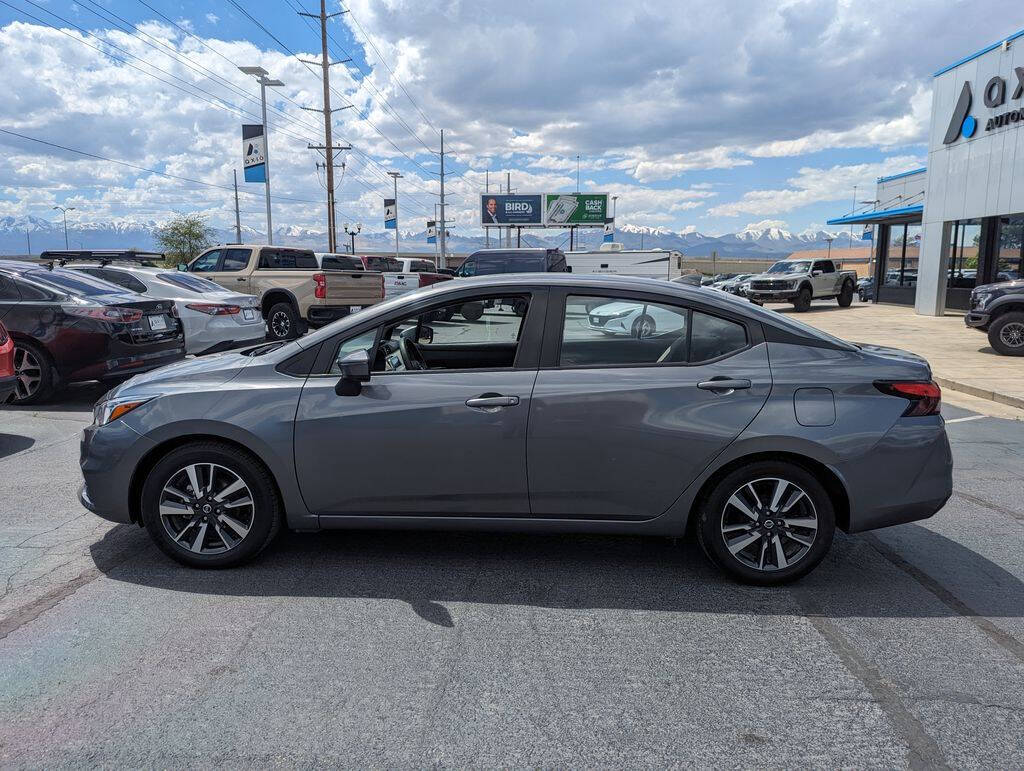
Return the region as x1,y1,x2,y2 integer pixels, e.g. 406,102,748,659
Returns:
828,29,1024,314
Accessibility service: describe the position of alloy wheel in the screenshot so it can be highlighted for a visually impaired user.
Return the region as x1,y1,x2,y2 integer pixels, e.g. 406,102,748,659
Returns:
999,321,1024,349
159,463,255,554
13,346,42,400
720,477,818,571
270,311,291,339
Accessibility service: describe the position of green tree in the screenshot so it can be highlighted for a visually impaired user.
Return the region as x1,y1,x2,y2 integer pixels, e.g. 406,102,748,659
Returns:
155,213,216,266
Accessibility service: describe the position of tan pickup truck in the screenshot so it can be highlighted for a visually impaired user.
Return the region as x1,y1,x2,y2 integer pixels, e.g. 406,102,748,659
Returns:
184,245,384,340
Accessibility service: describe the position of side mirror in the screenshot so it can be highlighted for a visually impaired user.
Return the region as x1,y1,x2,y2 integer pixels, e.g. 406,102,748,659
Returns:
417,325,434,345
177,263,188,272
566,265,573,273
335,349,370,395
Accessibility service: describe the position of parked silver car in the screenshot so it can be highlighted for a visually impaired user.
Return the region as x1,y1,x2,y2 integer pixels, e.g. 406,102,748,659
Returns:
78,274,951,584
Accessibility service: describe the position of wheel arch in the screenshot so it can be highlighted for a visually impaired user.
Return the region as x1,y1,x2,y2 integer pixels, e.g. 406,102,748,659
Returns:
988,299,1024,322
127,433,287,526
687,450,851,534
261,288,299,318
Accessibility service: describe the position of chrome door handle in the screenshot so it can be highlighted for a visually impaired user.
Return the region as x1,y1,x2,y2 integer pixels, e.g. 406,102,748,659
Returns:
466,394,520,409
697,378,752,394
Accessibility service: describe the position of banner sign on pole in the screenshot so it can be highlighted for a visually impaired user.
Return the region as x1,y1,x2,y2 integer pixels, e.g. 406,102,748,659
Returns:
242,124,266,183
384,198,397,230
544,193,609,226
480,194,543,226
603,219,615,243
426,220,437,244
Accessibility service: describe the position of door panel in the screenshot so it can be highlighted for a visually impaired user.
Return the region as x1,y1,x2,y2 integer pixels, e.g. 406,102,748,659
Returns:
294,370,537,516
527,345,772,520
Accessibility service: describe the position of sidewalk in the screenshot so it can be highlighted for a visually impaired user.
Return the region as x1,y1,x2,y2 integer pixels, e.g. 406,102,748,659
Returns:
768,300,1024,408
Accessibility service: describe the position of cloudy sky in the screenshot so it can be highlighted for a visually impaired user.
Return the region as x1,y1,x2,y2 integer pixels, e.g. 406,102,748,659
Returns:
0,0,1018,237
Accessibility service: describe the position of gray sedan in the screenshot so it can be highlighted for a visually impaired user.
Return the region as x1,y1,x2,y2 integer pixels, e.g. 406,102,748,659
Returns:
78,274,952,584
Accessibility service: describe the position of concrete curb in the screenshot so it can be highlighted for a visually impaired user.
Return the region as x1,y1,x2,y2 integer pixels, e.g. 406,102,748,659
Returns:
933,376,1024,410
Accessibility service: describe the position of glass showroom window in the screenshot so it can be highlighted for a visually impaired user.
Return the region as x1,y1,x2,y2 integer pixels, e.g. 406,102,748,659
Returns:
996,215,1024,281
947,220,981,289
885,224,921,287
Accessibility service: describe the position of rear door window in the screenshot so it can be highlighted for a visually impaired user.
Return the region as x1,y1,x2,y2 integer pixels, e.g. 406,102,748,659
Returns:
689,311,748,362
222,249,251,271
0,275,20,301
98,269,147,293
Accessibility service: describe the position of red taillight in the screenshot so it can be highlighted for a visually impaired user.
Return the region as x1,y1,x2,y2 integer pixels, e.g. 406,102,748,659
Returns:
63,305,143,323
313,273,327,299
185,303,241,316
874,380,941,417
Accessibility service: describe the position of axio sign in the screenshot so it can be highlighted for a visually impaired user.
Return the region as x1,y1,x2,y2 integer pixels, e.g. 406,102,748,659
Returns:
943,67,1024,144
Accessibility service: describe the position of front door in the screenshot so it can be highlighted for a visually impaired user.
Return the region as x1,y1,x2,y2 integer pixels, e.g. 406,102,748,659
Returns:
190,247,252,292
527,292,771,520
293,292,542,516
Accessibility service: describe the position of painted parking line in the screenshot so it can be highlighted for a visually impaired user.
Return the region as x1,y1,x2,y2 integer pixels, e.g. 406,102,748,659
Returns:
945,415,988,424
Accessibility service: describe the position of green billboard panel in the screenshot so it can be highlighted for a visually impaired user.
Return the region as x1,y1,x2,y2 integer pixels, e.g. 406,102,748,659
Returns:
543,193,608,226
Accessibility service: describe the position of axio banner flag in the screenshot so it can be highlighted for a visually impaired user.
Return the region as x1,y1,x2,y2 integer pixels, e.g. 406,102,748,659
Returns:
603,219,615,242
480,194,543,226
544,193,609,226
862,226,873,241
426,220,437,244
384,198,397,230
242,124,266,183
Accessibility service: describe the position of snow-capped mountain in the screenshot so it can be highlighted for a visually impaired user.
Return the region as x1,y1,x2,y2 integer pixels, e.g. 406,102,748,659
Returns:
0,215,863,259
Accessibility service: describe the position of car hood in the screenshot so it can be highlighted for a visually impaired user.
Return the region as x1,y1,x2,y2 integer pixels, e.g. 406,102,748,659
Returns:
107,350,252,400
975,278,1023,293
588,302,640,316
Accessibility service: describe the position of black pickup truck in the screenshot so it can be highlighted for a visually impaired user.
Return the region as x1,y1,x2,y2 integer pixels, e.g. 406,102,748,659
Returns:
965,279,1024,355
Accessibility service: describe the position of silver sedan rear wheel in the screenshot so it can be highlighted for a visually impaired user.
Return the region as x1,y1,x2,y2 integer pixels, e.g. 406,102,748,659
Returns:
159,463,255,555
719,477,818,572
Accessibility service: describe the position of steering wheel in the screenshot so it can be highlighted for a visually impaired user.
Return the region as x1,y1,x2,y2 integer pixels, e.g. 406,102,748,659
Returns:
399,333,428,370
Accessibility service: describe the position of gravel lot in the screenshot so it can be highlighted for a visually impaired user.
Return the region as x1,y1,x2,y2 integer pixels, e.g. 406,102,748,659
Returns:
0,380,1022,768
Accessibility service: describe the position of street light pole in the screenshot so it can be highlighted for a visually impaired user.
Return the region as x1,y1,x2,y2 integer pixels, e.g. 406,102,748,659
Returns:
387,171,402,256
612,195,618,241
239,66,284,245
52,206,75,249
343,222,361,254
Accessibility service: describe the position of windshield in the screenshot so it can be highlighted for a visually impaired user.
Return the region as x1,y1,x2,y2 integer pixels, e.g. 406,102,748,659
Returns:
25,268,124,297
155,272,224,293
765,261,809,275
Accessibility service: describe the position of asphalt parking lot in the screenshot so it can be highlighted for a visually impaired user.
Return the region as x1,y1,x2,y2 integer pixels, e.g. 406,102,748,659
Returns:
1,381,1022,767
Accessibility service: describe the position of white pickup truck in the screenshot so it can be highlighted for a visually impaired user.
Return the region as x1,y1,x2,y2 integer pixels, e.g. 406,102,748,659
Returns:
745,258,858,312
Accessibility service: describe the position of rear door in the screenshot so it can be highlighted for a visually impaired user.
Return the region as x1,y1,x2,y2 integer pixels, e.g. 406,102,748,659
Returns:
527,289,771,520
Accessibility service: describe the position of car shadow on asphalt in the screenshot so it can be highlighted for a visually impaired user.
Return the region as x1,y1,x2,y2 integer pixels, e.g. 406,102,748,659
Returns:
0,432,35,458
3,381,109,413
88,523,1024,627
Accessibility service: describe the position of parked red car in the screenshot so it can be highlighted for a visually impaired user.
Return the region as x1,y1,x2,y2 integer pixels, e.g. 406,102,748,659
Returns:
0,318,14,404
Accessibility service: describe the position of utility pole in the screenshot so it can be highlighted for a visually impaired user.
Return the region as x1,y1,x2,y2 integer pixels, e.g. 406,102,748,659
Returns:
52,205,74,249
576,154,581,192
484,169,489,249
388,171,402,256
438,129,448,268
298,1,353,252
850,184,857,250
26,230,30,257
506,171,511,248
233,170,242,243
612,195,618,241
239,66,284,244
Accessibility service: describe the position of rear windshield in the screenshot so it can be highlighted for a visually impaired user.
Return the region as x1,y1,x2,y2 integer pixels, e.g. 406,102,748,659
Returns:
408,260,435,272
155,272,224,293
24,268,124,297
363,256,402,272
321,255,362,270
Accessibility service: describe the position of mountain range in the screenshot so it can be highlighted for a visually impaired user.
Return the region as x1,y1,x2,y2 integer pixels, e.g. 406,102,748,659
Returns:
0,215,867,259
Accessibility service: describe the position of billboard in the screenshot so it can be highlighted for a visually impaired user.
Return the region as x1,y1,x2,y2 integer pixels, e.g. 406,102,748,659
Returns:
480,194,543,226
384,198,397,230
544,193,609,226
242,124,266,183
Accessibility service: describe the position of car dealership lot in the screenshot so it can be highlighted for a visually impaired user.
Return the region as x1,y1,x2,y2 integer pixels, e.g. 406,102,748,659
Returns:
0,381,1020,767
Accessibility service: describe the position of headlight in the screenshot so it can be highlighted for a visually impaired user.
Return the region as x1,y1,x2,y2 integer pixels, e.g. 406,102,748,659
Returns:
974,292,992,309
92,396,153,427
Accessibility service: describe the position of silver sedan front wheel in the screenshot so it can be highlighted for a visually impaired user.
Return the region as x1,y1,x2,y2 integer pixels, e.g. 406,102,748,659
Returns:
720,477,818,572
159,463,255,555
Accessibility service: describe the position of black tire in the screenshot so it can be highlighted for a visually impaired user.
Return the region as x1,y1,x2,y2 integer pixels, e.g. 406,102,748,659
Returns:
141,441,282,568
987,311,1024,356
631,313,656,338
9,339,55,405
436,307,456,322
695,460,835,586
266,302,299,341
858,290,866,302
837,281,854,307
792,286,812,312
460,302,485,321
